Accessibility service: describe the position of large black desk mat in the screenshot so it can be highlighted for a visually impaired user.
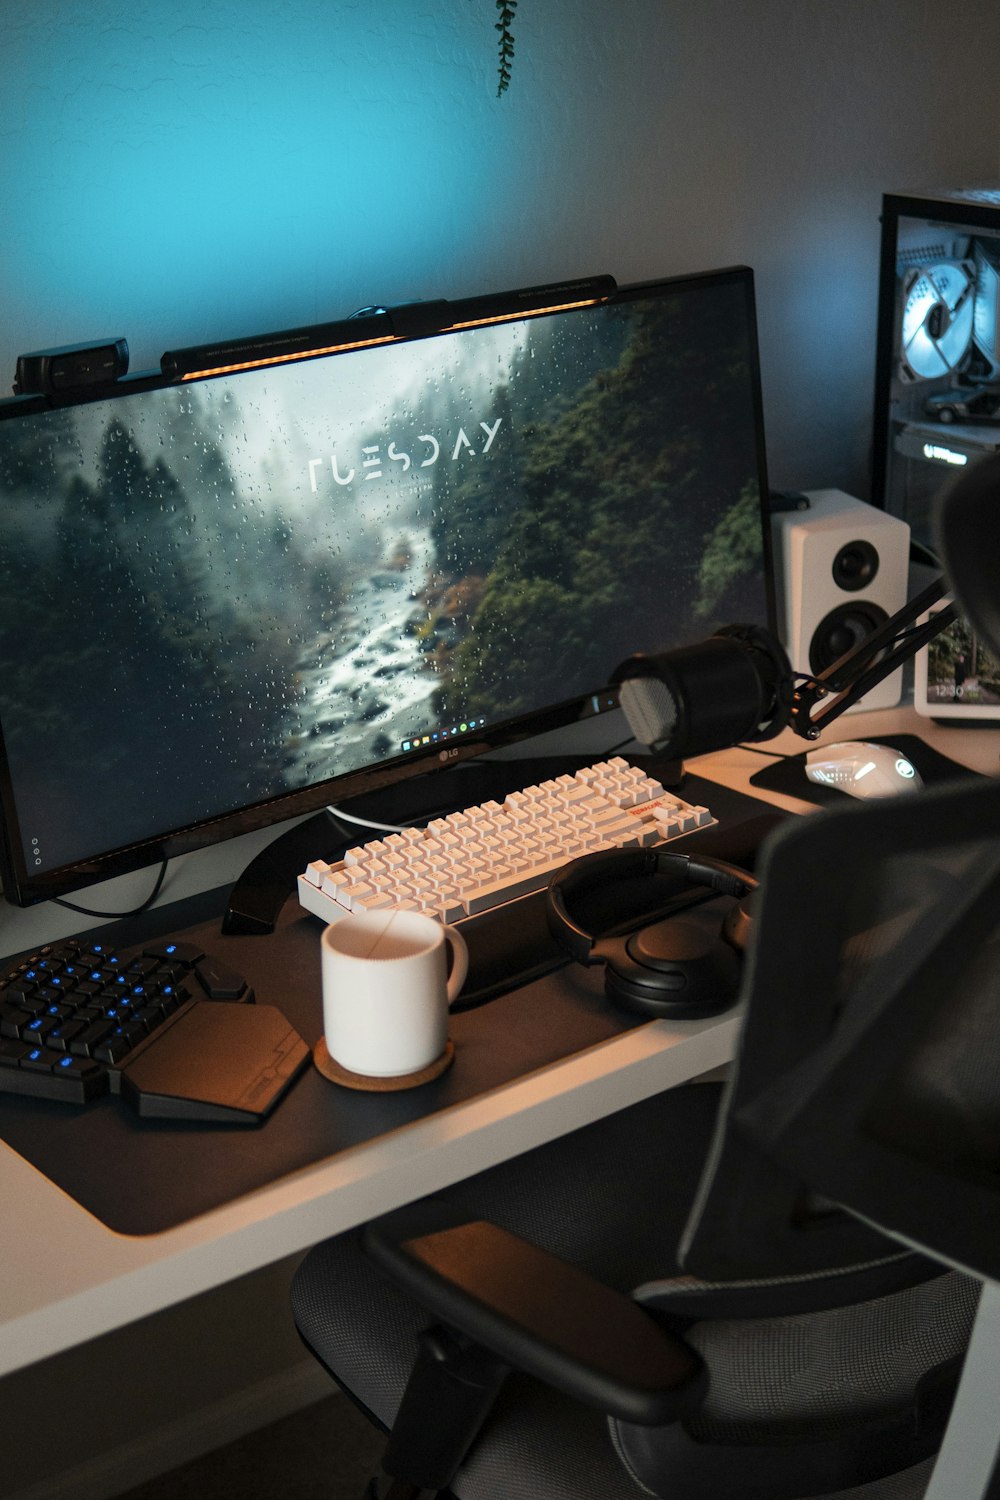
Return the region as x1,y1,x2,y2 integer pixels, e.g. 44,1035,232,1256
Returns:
0,775,780,1236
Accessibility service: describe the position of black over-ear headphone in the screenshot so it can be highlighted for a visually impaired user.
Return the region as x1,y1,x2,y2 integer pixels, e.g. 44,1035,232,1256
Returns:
546,848,758,1018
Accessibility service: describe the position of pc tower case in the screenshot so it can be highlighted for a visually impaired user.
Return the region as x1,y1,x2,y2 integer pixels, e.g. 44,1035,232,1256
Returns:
872,188,1000,552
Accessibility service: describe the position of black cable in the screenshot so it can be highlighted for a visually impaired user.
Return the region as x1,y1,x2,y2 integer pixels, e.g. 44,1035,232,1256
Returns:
909,538,940,569
52,859,169,920
736,742,802,761
600,733,639,755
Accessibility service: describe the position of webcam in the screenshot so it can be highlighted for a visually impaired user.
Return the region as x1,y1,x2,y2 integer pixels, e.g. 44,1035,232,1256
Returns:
13,338,129,396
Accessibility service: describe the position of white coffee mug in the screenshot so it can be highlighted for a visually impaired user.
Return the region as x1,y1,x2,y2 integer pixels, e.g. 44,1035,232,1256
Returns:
321,909,469,1078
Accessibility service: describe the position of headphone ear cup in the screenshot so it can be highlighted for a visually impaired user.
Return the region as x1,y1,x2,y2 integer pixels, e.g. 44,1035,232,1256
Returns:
721,888,756,954
601,914,742,1018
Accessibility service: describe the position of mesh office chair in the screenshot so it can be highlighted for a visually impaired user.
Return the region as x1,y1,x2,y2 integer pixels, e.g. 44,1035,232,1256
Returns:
291,777,997,1500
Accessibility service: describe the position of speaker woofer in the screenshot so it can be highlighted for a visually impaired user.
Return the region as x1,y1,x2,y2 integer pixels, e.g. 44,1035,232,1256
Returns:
809,601,889,676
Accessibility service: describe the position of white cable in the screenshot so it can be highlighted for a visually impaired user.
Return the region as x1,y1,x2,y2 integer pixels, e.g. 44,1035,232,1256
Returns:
325,805,408,834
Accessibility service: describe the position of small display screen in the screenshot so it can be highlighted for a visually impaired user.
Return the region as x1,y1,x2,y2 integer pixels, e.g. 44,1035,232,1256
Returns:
915,600,1000,719
0,269,772,903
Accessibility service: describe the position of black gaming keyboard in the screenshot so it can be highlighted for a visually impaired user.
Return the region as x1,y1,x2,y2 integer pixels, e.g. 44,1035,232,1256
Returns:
0,937,309,1123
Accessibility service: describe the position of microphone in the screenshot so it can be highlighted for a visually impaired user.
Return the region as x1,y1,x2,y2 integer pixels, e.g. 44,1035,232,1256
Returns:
611,625,794,757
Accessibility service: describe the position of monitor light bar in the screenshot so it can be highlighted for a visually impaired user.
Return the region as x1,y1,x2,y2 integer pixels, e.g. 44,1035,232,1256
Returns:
444,296,612,333
174,332,399,382
161,277,617,382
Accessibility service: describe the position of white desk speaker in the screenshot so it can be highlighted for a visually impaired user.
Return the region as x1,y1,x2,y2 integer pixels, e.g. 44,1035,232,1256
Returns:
771,490,911,712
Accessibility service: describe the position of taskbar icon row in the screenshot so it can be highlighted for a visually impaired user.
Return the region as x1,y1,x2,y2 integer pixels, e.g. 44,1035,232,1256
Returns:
401,718,486,754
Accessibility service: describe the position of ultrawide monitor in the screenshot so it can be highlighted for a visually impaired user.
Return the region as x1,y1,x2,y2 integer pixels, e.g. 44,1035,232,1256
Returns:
0,268,773,907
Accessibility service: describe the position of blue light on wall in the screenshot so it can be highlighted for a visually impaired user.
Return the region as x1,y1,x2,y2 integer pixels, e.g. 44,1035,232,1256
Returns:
1,1,556,372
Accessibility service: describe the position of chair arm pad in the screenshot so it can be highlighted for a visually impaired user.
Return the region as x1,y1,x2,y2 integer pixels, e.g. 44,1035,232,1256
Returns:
363,1202,705,1426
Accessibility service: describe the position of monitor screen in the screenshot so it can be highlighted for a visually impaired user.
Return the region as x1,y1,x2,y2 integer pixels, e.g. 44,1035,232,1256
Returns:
0,268,773,906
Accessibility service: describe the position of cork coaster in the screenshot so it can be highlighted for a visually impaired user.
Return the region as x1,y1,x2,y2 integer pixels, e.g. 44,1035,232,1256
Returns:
313,1037,455,1092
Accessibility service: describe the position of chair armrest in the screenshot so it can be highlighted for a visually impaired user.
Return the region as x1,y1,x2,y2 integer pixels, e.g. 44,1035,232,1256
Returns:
363,1202,706,1426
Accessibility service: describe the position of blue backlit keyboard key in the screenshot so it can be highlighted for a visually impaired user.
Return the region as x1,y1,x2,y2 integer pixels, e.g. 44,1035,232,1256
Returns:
0,936,252,1106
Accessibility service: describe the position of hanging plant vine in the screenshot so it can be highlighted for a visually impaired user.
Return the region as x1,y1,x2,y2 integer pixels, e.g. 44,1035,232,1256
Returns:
496,1,517,95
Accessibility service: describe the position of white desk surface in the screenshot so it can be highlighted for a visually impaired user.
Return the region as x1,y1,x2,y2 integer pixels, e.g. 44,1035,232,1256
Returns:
1,707,996,1380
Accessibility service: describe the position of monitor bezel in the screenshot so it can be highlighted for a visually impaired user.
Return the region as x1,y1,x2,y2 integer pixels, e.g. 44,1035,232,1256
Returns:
0,266,774,907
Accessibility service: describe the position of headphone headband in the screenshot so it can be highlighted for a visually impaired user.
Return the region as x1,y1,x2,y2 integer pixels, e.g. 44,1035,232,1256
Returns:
547,847,758,964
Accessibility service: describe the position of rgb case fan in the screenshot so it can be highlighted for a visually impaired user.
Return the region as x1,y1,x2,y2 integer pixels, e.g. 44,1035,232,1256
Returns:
972,241,1000,379
898,261,974,382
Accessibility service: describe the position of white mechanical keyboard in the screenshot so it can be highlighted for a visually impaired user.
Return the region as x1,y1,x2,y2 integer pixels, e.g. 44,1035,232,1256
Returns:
296,757,715,927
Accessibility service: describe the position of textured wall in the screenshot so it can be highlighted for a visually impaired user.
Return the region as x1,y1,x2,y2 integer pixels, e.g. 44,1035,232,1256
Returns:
3,1,1000,496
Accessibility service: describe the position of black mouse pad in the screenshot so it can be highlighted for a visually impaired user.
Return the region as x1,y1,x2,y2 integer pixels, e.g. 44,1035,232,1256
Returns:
0,776,778,1236
748,734,984,808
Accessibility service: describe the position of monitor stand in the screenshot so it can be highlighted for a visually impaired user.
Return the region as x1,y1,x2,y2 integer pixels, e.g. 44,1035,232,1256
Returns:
221,751,683,935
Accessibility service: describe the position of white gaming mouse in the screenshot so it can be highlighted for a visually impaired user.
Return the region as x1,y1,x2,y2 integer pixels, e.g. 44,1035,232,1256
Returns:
804,741,923,799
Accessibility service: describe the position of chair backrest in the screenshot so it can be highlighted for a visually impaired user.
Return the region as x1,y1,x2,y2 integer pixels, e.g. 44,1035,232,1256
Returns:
609,781,996,1498
678,774,1000,1288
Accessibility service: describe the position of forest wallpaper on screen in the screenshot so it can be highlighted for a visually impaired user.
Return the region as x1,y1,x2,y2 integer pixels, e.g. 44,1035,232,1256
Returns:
0,278,767,875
